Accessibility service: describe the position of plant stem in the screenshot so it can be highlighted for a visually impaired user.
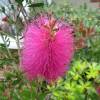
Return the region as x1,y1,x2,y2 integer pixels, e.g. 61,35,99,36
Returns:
1,34,13,59
1,34,17,69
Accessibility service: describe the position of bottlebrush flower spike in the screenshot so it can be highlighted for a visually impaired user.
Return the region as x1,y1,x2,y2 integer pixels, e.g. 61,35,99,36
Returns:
21,13,74,81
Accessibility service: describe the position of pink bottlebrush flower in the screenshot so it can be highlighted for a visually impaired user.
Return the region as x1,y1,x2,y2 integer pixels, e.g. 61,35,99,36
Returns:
21,13,74,81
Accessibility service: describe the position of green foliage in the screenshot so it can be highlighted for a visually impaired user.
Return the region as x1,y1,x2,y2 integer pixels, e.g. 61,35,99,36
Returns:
15,0,24,5
0,6,5,13
29,3,44,8
48,60,100,100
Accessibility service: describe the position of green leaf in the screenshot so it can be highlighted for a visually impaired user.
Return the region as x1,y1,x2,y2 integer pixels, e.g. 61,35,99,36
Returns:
15,0,24,5
38,93,47,100
20,88,36,99
28,3,44,8
1,6,5,13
